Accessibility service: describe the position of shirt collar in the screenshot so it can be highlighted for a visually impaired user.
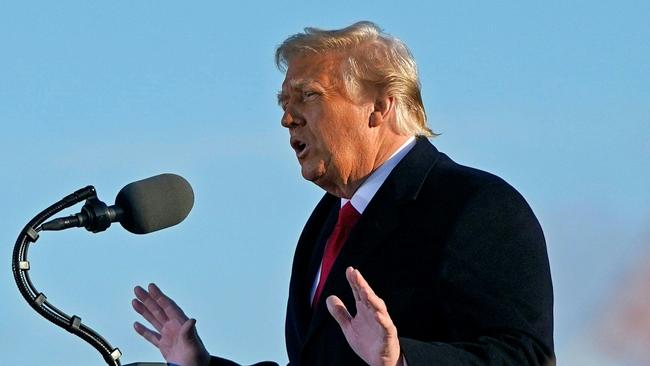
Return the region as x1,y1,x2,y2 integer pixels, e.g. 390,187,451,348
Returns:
341,136,416,214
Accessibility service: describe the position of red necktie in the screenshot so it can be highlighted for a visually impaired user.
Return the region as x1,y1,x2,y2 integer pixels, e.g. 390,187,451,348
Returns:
312,202,361,307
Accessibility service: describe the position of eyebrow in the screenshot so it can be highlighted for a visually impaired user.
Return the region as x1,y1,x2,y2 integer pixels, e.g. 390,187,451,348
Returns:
290,78,316,90
276,91,287,106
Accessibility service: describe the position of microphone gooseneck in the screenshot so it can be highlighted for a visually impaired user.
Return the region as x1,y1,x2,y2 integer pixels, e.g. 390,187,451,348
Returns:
12,186,123,366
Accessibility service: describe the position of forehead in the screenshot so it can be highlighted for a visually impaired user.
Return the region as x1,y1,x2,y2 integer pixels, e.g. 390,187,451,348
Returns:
281,53,344,91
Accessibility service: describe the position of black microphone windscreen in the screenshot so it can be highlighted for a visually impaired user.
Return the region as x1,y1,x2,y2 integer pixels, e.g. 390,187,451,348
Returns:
115,173,194,234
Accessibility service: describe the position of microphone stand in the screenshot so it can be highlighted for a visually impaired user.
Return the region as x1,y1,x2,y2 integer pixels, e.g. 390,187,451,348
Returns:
12,186,139,365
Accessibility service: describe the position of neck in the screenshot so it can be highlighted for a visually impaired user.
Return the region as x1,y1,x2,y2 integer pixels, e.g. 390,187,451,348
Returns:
330,134,411,199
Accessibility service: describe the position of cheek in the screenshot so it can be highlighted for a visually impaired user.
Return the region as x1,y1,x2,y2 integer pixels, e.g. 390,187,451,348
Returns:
316,128,347,160
305,110,336,148
306,104,363,157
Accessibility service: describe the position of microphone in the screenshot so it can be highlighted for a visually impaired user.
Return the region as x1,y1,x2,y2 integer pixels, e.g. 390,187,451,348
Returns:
40,173,194,234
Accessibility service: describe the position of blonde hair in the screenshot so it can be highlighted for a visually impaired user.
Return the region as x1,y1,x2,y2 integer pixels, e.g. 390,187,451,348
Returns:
275,21,434,137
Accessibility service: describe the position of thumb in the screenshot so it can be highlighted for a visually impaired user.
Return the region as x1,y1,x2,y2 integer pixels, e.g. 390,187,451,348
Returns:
326,295,352,332
180,318,198,341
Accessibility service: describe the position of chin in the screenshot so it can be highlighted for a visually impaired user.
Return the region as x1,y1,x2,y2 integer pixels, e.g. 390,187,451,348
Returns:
300,163,327,184
301,168,321,182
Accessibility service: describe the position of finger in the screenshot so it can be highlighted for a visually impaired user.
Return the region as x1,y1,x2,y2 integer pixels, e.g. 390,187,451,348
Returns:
356,270,389,313
326,295,352,332
349,271,395,332
349,269,382,309
345,267,361,302
133,321,161,348
148,283,189,322
134,285,170,325
352,268,375,297
131,298,163,332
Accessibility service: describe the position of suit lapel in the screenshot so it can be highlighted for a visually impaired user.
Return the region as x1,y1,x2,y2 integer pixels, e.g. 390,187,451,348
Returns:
302,137,442,350
286,193,339,354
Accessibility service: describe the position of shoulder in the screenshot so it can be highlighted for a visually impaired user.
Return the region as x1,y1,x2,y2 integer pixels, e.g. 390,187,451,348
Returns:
421,148,530,210
399,137,526,205
403,143,543,242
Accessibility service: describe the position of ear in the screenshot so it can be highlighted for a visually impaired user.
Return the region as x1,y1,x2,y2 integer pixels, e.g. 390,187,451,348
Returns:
368,95,395,128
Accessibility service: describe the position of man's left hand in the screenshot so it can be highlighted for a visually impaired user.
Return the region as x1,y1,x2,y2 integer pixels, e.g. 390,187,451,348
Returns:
326,267,404,366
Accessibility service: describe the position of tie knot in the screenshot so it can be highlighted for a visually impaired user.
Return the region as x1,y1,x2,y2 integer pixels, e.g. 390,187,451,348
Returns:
337,202,361,228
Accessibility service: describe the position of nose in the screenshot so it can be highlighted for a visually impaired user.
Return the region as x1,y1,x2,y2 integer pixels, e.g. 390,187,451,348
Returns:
281,107,304,129
281,110,294,128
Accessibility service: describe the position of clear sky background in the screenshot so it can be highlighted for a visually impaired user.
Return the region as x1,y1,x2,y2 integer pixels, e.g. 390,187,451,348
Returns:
1,1,648,365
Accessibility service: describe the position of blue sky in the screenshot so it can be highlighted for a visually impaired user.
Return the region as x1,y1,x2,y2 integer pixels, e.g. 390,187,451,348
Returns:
1,1,648,365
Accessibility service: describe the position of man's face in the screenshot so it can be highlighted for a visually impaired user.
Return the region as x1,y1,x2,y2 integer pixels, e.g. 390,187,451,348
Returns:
278,53,375,196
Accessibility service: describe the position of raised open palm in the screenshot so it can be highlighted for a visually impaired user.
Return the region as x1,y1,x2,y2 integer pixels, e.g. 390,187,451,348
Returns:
132,283,210,366
326,267,404,366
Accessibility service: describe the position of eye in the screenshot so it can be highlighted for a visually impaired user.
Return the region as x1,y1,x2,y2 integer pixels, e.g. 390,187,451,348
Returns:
302,91,319,100
277,96,289,111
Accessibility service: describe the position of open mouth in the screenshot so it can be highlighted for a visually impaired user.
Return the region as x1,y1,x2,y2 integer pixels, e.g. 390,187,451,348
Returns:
291,138,308,158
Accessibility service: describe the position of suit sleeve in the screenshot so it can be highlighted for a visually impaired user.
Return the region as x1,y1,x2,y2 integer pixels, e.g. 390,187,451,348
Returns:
400,180,555,365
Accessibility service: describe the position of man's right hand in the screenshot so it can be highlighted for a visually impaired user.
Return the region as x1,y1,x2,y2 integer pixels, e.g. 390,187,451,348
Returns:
132,283,210,366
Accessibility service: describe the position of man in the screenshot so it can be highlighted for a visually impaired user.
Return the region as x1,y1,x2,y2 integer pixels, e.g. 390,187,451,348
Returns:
131,21,555,365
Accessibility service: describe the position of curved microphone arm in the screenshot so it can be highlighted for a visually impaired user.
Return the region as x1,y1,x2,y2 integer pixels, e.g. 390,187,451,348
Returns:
12,186,123,366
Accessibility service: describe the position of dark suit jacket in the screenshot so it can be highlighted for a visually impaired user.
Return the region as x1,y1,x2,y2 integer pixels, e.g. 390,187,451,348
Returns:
212,137,554,366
